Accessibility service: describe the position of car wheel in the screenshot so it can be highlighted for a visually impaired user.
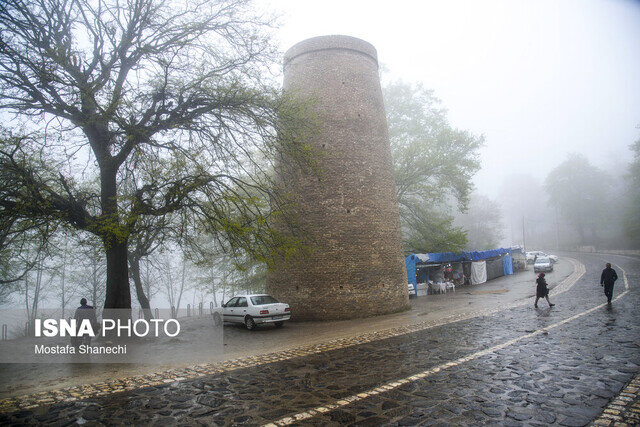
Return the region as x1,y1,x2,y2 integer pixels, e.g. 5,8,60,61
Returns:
212,312,222,326
244,316,256,331
274,321,284,327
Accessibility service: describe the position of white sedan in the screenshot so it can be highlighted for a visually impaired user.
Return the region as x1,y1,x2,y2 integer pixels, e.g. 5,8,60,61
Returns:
534,256,554,273
526,251,559,264
219,294,291,330
526,251,547,263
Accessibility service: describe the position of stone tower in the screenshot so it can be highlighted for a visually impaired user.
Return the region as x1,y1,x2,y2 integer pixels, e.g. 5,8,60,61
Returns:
266,35,409,320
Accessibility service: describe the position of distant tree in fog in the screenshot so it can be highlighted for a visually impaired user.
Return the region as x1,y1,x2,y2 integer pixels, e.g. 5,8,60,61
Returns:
498,174,555,249
545,154,611,245
383,81,484,252
191,236,266,306
72,237,106,309
454,193,504,250
623,138,640,247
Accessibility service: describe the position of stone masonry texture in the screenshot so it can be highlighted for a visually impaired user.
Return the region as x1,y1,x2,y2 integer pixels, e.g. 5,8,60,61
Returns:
266,35,410,320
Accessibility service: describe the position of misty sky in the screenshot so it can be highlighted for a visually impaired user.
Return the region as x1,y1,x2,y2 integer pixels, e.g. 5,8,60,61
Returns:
263,0,640,197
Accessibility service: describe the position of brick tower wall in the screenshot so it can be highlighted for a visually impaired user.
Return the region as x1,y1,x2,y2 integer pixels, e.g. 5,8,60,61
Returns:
266,35,410,321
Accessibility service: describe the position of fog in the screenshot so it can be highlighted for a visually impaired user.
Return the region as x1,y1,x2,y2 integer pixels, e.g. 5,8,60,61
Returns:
265,0,640,249
2,0,639,313
267,0,639,193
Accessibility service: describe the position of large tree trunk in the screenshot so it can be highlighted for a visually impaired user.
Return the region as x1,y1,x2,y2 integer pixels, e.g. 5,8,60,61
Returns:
128,253,153,319
103,239,132,309
100,166,132,310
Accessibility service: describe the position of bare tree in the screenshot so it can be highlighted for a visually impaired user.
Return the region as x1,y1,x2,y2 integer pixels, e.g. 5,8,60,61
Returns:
20,246,61,331
72,238,107,308
127,215,168,318
0,0,312,309
157,250,192,313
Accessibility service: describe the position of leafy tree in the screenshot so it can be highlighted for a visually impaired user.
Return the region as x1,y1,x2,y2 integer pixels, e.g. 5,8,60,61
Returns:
0,225,46,301
383,81,483,252
0,134,58,289
544,154,611,245
401,201,467,253
0,0,310,309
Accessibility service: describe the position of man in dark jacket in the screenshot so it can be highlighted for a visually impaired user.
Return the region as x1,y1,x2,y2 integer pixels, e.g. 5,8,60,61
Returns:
73,298,98,347
600,263,618,304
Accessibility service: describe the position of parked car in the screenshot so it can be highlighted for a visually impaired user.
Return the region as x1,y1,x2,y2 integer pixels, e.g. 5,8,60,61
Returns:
408,283,416,298
526,251,559,264
526,251,547,264
219,294,291,330
534,256,554,273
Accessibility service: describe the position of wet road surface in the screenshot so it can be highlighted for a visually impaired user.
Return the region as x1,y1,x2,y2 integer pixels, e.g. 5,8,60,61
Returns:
0,258,575,400
1,253,639,426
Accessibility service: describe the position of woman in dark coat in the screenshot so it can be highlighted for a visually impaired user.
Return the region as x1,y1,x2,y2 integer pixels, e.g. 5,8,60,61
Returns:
535,273,555,308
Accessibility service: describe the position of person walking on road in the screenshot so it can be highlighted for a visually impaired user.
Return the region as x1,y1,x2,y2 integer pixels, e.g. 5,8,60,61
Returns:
535,273,555,308
600,263,618,304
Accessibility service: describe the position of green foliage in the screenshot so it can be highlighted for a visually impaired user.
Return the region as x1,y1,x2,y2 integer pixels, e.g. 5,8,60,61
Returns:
385,81,483,210
383,81,484,252
401,201,467,253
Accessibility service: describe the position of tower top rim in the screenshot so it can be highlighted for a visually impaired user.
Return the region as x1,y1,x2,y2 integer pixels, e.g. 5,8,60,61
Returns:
283,35,378,68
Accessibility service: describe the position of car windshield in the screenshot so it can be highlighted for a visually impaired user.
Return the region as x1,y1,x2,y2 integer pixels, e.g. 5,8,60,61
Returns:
250,295,279,305
536,257,550,263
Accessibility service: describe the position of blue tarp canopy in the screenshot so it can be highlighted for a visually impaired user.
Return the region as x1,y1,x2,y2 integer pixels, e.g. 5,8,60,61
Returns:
406,248,517,287
411,247,513,264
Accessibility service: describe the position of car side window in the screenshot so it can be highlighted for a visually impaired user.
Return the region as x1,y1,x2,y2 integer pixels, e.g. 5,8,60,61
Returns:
236,297,248,307
225,297,238,307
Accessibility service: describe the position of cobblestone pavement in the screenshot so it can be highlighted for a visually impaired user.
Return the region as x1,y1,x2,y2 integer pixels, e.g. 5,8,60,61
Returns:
1,253,638,426
0,259,581,413
0,258,575,401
